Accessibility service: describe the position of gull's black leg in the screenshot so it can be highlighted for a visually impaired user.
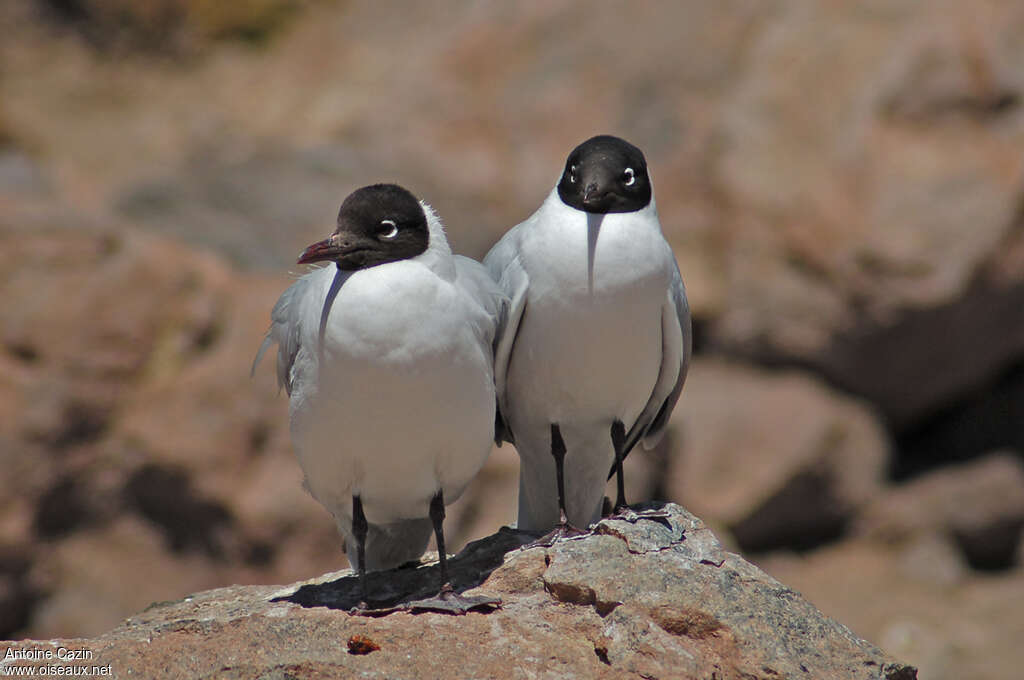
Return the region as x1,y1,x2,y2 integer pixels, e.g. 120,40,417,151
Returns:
605,420,671,525
551,423,571,529
403,489,501,614
349,490,499,616
429,490,452,593
522,423,589,549
611,420,628,512
351,495,369,607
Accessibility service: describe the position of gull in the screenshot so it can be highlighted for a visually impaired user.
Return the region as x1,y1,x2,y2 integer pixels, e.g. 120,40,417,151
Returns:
485,135,691,540
256,183,506,612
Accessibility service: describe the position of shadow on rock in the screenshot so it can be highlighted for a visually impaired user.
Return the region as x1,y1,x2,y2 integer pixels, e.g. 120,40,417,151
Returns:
273,526,535,613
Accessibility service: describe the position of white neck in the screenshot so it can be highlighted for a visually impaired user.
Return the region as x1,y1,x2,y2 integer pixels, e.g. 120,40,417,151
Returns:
414,201,455,279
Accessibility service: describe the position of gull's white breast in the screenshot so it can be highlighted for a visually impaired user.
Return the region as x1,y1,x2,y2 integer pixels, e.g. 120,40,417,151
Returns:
288,263,495,526
505,200,673,434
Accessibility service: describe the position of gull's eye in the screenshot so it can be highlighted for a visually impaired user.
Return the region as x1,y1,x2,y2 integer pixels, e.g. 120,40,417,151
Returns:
569,164,578,183
379,220,399,240
623,168,636,186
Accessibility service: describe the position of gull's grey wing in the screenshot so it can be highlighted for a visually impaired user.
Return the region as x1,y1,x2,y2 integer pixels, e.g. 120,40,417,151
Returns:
613,258,691,476
251,272,318,396
483,226,530,446
453,254,508,347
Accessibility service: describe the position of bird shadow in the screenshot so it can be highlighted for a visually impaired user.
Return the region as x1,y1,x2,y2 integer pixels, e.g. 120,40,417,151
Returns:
271,526,536,615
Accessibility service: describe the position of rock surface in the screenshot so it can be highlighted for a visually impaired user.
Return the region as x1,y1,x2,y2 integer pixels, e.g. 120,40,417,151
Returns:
0,504,916,680
759,453,1024,680
6,0,1023,433
854,452,1024,570
760,538,1024,680
666,359,888,553
0,228,340,639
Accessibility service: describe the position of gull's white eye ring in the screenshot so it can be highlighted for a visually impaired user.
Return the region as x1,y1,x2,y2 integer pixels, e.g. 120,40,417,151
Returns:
379,220,399,240
569,165,578,183
624,168,636,186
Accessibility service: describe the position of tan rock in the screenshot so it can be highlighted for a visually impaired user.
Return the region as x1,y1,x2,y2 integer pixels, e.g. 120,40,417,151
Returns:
758,537,1024,680
3,505,917,680
664,358,889,552
854,451,1024,569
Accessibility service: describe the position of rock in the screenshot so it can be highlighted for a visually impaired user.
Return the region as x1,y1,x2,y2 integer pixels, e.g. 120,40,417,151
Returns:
758,537,1024,680
0,547,38,639
33,0,302,53
0,228,349,638
893,364,1024,480
664,358,889,553
24,516,221,638
708,0,1024,429
7,0,1024,432
114,144,376,271
1,504,916,680
854,451,1024,570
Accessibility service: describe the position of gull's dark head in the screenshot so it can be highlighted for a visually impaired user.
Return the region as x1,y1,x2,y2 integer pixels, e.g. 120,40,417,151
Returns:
556,135,652,214
297,184,429,271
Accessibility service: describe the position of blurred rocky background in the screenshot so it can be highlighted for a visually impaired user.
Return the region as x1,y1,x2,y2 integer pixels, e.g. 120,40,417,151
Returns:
0,1,1021,678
